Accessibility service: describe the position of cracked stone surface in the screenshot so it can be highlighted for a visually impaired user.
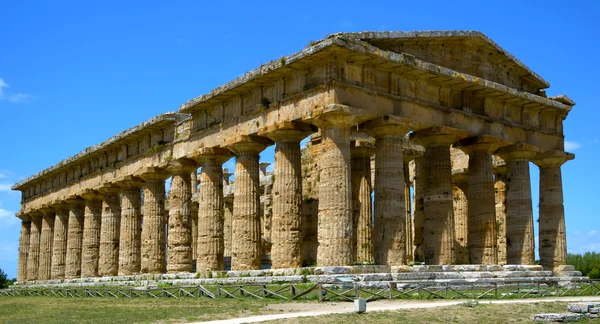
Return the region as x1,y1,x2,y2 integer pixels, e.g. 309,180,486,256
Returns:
81,191,103,278
17,219,31,283
27,214,42,281
351,144,373,264
65,198,85,279
116,179,144,276
50,205,69,279
98,188,121,276
167,159,196,273
38,209,55,281
139,169,169,274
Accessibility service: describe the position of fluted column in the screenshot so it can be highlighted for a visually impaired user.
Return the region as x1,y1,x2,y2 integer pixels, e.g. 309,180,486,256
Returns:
139,168,170,274
223,196,233,257
402,142,425,264
191,169,199,260
494,168,507,265
351,141,374,264
26,212,42,280
497,144,540,265
17,214,31,283
364,116,412,265
458,136,502,265
81,190,103,278
166,158,197,273
98,185,122,276
453,170,469,264
263,121,313,268
411,127,467,264
411,157,426,262
404,164,413,263
114,177,144,275
65,196,85,278
225,136,272,270
50,202,69,279
38,207,55,280
534,150,574,270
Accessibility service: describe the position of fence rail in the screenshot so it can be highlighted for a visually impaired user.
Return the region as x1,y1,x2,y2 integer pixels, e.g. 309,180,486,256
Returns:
1,280,599,302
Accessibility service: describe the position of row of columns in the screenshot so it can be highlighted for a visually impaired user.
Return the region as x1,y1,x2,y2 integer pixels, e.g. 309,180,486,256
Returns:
16,117,572,283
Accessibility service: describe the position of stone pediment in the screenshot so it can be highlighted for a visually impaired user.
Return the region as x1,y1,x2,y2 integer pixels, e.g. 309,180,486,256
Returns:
346,30,549,94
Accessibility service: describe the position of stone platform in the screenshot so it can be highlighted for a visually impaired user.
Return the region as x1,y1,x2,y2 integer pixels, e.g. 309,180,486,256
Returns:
19,265,587,289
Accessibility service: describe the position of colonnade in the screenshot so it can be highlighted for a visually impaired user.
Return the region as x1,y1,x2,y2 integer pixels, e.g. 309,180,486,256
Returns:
15,119,572,283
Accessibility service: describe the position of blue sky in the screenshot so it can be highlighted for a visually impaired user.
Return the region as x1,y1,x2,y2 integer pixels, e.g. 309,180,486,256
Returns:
1,1,598,278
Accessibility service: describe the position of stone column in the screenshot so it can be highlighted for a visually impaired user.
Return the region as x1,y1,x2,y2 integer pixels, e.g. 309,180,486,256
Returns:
166,158,197,273
411,157,426,262
27,212,42,281
452,169,469,264
115,177,144,275
17,214,31,283
191,148,231,271
81,189,103,278
364,116,412,265
497,144,540,265
223,169,234,257
411,127,467,264
458,136,501,265
402,141,425,264
494,167,507,265
225,136,272,270
65,196,85,278
533,150,574,270
98,185,122,276
262,121,313,268
191,169,199,260
351,141,374,264
38,207,55,280
50,202,69,279
139,167,170,274
311,110,361,267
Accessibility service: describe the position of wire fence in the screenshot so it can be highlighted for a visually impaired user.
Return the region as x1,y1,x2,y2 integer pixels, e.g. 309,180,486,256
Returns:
1,280,599,302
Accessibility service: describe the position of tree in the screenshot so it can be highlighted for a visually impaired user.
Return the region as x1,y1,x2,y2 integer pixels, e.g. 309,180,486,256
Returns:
567,252,600,279
0,268,8,289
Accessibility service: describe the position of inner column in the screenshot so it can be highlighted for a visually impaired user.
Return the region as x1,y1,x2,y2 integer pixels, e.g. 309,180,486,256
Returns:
139,167,170,274
98,185,122,277
351,141,374,264
81,189,103,278
192,148,231,271
225,135,272,270
50,202,69,279
115,176,144,276
452,169,469,264
65,196,85,279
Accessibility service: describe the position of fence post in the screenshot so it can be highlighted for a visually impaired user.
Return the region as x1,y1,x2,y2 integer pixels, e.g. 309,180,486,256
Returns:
318,283,323,302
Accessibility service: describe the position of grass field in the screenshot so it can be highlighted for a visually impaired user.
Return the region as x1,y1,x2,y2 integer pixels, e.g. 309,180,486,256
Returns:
0,297,593,323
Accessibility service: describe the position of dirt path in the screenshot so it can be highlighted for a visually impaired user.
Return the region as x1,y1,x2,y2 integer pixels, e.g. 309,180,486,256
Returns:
193,296,600,324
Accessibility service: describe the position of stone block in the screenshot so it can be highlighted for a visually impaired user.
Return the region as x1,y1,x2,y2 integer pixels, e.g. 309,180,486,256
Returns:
354,299,366,313
567,303,594,313
533,313,585,322
589,308,599,314
485,265,503,272
361,273,392,281
390,265,412,273
314,266,353,275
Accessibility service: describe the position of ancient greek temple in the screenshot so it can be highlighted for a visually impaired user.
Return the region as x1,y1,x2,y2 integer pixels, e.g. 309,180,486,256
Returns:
12,31,575,284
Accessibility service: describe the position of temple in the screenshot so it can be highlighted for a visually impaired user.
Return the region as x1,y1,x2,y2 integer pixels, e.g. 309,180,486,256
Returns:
12,31,575,284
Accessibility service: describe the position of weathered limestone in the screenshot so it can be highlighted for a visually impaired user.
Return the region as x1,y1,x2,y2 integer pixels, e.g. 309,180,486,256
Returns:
226,136,272,270
80,190,103,278
17,214,31,283
26,212,42,280
64,196,85,278
364,116,412,266
497,144,541,265
402,140,425,264
262,121,313,268
458,136,501,265
50,202,69,279
115,177,144,275
310,107,370,267
191,169,199,260
98,185,122,276
494,168,508,265
38,207,55,280
411,157,426,262
534,151,574,270
411,127,467,264
139,167,170,274
350,141,374,264
192,148,231,271
452,169,469,264
167,159,197,273
223,169,234,257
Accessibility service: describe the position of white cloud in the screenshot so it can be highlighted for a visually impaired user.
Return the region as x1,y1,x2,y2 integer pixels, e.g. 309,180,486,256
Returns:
0,77,35,104
589,230,598,236
0,207,18,225
564,140,581,151
0,184,11,192
0,173,5,179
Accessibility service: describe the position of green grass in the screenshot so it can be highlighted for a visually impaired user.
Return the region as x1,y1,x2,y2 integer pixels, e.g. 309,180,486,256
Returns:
0,296,295,324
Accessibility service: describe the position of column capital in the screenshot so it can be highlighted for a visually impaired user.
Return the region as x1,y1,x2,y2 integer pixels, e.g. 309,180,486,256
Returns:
223,135,273,155
533,150,575,167
456,135,506,154
191,147,232,165
113,176,145,190
402,139,425,163
452,168,469,185
65,195,85,206
49,200,70,212
16,212,31,222
361,115,414,139
79,189,103,201
304,104,375,129
166,158,197,174
28,210,43,219
410,126,469,147
39,205,55,215
137,167,170,182
259,121,315,143
98,184,122,196
495,143,543,161
351,140,375,157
